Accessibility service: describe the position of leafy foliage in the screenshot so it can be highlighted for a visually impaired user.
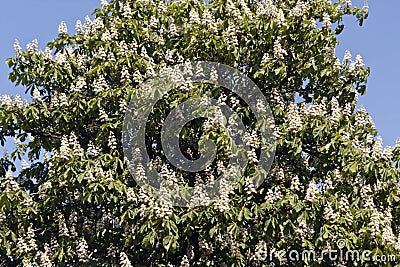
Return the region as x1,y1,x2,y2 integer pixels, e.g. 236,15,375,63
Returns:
1,0,399,266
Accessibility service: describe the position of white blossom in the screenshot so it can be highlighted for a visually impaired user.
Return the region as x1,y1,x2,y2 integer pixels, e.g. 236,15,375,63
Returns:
21,160,30,170
180,255,190,267
75,20,83,33
93,76,109,94
100,0,108,8
14,39,22,53
58,21,68,35
287,103,302,133
273,39,287,59
322,13,331,28
120,252,133,267
122,5,132,19
71,77,87,92
324,204,338,221
330,97,341,123
253,240,268,261
371,137,383,160
108,132,117,150
76,238,89,262
189,9,201,25
39,244,53,267
223,23,238,47
290,175,301,191
32,88,41,102
265,187,283,203
202,9,217,33
305,181,320,202
27,39,39,53
290,1,307,17
343,49,352,64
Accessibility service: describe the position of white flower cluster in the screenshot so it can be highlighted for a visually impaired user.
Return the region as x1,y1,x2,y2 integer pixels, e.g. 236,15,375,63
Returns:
1,170,20,192
26,39,39,53
190,173,212,207
290,1,307,17
121,65,131,84
31,88,42,102
189,9,201,25
134,163,147,184
0,94,28,108
331,169,343,183
305,181,320,202
363,0,369,10
223,23,239,48
256,2,286,26
0,209,5,224
253,240,268,261
245,177,257,195
21,159,30,170
120,252,133,267
75,20,83,34
324,204,339,221
286,103,302,133
71,77,87,93
371,136,393,161
126,187,138,203
226,0,241,19
202,9,217,33
322,13,331,28
295,221,312,239
100,0,108,8
108,132,117,150
17,226,38,254
343,49,352,64
199,239,213,254
349,55,364,72
58,213,69,237
56,132,84,159
290,175,301,191
368,209,396,245
58,21,68,35
306,102,326,117
330,97,341,124
265,187,283,204
344,0,352,7
14,39,22,53
215,168,236,212
202,107,225,132
87,141,101,157
38,243,52,267
180,255,190,267
93,76,110,94
273,38,287,59
360,184,374,209
339,194,353,223
76,237,89,262
90,17,105,35
38,181,52,200
49,92,68,108
153,190,173,219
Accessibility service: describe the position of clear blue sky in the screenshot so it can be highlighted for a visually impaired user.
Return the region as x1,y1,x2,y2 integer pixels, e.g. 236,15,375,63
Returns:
1,0,399,146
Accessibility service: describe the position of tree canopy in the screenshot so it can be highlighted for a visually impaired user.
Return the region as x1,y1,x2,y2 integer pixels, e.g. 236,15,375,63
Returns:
1,0,400,266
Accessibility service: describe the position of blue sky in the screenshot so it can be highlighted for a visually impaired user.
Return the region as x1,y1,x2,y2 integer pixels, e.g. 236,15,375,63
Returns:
0,0,399,146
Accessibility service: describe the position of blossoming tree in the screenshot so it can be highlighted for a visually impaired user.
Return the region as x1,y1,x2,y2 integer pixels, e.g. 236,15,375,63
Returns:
1,0,399,266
